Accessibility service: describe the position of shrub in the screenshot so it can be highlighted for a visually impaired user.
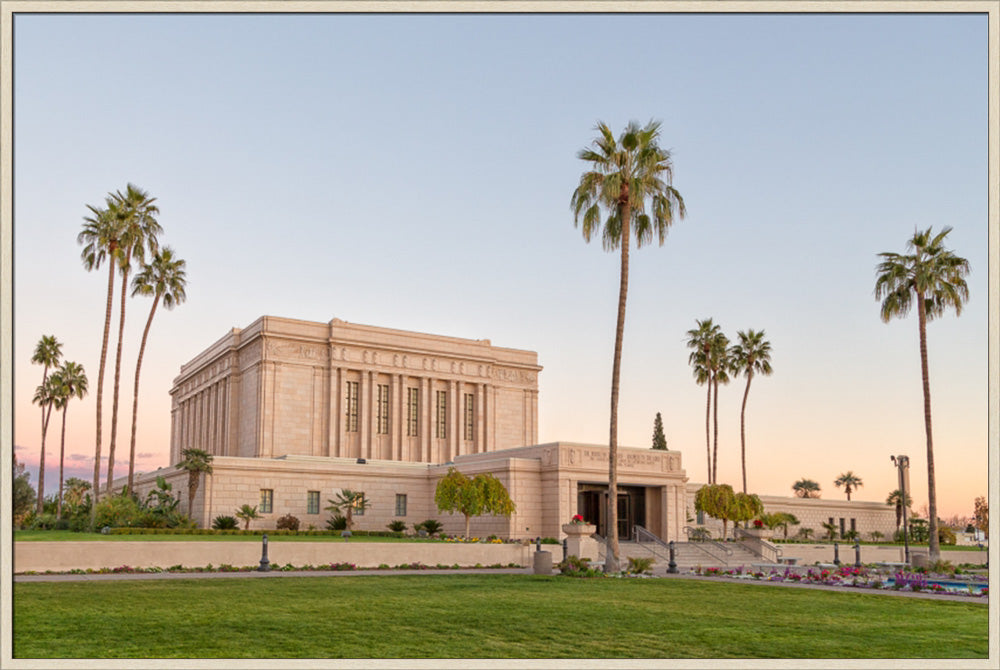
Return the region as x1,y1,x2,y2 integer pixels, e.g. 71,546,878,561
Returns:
276,514,300,531
419,519,443,534
557,555,603,578
626,556,654,575
327,514,348,531
93,494,145,529
212,515,239,530
938,527,957,545
387,520,407,532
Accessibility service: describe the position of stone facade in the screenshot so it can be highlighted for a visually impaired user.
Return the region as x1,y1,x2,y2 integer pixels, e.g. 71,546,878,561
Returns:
130,316,897,544
169,316,541,465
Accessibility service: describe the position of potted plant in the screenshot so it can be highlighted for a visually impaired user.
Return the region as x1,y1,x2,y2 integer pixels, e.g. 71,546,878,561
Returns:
562,514,596,536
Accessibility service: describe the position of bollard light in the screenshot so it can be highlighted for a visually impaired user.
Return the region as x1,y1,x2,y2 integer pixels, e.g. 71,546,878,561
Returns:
535,536,541,552
258,533,271,572
833,541,840,566
562,538,568,562
667,540,678,574
854,539,862,568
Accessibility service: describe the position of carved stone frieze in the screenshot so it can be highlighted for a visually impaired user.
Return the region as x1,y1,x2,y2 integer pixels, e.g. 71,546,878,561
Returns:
266,340,329,363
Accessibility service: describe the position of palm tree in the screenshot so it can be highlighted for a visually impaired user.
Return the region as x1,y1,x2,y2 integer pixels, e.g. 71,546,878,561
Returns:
326,489,370,531
729,329,773,493
886,489,913,533
127,247,187,494
792,478,821,498
820,520,838,541
875,226,969,562
105,183,162,494
78,200,124,517
63,477,92,509
50,361,88,517
707,331,730,485
236,504,261,530
31,335,62,514
834,471,864,501
571,120,686,572
31,377,59,514
686,318,719,483
176,448,214,524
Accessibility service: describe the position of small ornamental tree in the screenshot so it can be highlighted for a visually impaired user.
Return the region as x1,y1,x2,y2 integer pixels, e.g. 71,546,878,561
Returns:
326,489,369,530
973,496,988,539
434,467,516,539
651,412,667,450
694,483,736,539
235,504,260,530
730,492,763,531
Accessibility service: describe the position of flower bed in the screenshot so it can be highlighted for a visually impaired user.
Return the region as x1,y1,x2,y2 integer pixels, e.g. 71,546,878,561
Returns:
17,561,524,576
693,564,988,598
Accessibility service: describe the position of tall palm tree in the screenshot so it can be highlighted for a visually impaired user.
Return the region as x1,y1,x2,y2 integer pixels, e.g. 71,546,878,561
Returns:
176,448,214,525
31,335,62,514
875,226,969,562
792,478,821,498
31,377,60,514
834,471,864,501
729,329,773,493
571,120,686,572
105,183,162,494
127,247,187,494
78,200,124,517
50,361,88,516
707,331,730,485
886,489,913,533
686,318,719,483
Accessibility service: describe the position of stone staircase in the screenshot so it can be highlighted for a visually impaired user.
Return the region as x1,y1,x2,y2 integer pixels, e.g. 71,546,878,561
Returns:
601,539,764,574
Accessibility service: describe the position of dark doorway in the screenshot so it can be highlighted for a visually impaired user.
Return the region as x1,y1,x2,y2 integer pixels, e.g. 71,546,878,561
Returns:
577,484,646,540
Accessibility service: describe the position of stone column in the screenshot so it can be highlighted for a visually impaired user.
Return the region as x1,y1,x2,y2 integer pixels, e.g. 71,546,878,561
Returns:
476,383,486,454
393,374,403,461
448,380,458,461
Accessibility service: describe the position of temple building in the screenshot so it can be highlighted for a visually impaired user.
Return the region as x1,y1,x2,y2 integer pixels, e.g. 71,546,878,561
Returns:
133,315,895,541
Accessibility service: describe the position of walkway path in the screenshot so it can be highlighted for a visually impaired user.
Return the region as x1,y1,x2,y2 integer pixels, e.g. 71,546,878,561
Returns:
14,568,987,603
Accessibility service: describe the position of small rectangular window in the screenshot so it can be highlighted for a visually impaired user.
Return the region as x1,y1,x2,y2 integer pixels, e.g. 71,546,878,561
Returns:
307,491,320,515
850,518,856,533
406,387,419,436
395,494,407,517
260,489,273,514
354,493,365,516
435,390,447,439
345,381,359,432
376,384,390,434
839,517,845,537
463,393,474,441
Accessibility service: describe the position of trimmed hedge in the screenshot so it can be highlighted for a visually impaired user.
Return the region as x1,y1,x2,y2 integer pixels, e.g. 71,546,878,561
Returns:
105,527,407,538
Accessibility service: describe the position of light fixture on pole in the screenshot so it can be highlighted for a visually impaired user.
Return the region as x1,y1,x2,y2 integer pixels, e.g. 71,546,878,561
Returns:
890,455,910,564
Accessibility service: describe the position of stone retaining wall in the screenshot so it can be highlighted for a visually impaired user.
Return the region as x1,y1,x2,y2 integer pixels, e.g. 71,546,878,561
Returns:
764,544,988,566
13,541,533,573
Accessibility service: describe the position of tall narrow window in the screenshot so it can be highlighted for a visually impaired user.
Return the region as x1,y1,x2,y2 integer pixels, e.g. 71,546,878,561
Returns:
260,489,273,514
395,494,408,517
406,387,419,436
435,390,447,439
376,384,390,434
307,491,320,515
463,393,474,441
345,381,359,432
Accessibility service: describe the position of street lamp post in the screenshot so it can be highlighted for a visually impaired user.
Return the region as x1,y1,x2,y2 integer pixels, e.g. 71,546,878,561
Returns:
891,455,910,564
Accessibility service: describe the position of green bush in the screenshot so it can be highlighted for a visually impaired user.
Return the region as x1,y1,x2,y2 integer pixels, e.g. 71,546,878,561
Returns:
627,556,654,575
276,514,300,531
938,527,957,546
387,520,407,532
94,494,145,529
212,515,239,530
327,515,348,531
419,519,443,534
557,555,603,578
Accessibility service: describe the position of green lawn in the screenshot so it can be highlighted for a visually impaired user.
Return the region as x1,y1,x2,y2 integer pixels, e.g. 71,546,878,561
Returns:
13,575,987,659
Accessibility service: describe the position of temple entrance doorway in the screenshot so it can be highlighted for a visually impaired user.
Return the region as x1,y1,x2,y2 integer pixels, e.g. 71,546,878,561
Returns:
577,484,647,541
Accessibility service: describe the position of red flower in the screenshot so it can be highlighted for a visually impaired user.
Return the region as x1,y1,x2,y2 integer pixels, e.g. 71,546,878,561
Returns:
753,519,764,528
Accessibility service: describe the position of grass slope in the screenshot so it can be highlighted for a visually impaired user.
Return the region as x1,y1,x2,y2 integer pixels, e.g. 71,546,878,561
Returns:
13,575,987,659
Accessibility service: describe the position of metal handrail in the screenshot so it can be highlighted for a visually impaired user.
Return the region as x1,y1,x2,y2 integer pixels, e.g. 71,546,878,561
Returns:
632,525,672,563
683,526,733,556
733,527,783,562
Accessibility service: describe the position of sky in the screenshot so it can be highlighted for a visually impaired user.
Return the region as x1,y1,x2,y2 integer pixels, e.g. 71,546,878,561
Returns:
7,10,992,520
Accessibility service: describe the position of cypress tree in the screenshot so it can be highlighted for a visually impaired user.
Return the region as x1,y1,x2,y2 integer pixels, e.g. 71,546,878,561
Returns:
652,412,667,450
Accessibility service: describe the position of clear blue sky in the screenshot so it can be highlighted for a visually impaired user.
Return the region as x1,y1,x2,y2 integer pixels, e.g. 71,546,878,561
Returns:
10,11,991,518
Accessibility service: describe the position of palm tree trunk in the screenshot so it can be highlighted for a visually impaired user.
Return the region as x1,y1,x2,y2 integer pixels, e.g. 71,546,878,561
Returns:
36,404,53,515
188,473,198,519
704,382,712,484
106,269,130,494
58,405,68,517
739,374,752,493
92,256,116,522
606,209,630,573
712,377,719,485
916,293,940,561
128,294,160,495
